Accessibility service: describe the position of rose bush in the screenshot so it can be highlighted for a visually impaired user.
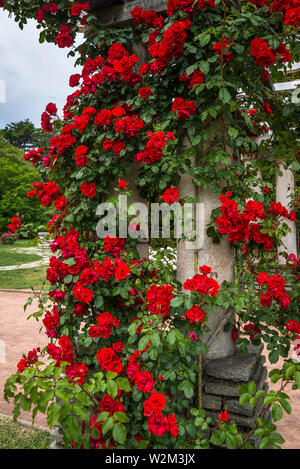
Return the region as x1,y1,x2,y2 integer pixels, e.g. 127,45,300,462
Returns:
2,0,300,449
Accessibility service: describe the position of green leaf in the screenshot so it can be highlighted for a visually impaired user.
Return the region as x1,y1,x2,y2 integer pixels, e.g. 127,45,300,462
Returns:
73,403,90,422
47,402,61,428
228,127,238,139
272,404,283,422
170,296,184,308
279,398,291,414
183,382,194,399
20,395,31,411
248,382,256,394
113,422,127,444
167,331,176,345
269,350,279,364
116,377,131,393
294,371,300,388
150,332,161,348
114,412,128,423
210,430,225,446
102,416,114,435
138,335,150,351
219,88,231,104
94,296,104,309
107,380,118,399
64,415,81,442
263,394,277,405
239,393,251,406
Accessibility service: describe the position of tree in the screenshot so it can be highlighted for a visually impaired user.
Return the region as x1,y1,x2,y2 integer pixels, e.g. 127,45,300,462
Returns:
0,133,48,233
3,118,52,152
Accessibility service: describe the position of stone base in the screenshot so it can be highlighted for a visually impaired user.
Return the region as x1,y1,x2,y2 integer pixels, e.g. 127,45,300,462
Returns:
202,345,270,447
49,426,64,449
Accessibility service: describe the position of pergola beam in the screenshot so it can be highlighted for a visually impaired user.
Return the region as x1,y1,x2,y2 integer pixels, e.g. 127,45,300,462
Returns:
88,0,168,25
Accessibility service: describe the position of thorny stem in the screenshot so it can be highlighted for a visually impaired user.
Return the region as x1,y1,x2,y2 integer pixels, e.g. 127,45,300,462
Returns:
239,379,290,449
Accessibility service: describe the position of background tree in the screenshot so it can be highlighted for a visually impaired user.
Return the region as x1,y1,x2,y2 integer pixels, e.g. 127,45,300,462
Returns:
3,119,52,152
0,132,49,233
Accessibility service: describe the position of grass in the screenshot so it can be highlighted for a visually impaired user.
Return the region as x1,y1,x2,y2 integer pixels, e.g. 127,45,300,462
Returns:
0,239,49,290
0,266,49,290
0,251,42,267
0,417,51,449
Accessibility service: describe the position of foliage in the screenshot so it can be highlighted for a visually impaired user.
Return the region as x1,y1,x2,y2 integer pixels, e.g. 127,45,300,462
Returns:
3,119,52,152
0,134,49,232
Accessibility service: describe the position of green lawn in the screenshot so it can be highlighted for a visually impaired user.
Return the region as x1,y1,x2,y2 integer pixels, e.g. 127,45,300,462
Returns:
0,266,49,290
0,418,51,449
0,251,42,267
0,240,49,290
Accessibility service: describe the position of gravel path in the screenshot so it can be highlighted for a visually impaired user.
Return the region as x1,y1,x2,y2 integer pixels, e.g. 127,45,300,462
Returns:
0,291,299,447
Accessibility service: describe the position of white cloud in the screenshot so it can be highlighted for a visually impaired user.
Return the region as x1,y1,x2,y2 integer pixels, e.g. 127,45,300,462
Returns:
0,10,81,128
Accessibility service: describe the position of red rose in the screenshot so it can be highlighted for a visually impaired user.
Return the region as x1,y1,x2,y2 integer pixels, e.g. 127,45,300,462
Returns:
46,102,57,116
54,195,67,211
147,413,169,436
160,187,179,204
185,305,205,324
97,347,123,375
36,8,45,23
143,393,166,416
69,74,81,87
80,182,96,198
285,320,300,334
113,140,126,156
55,32,73,48
168,414,179,438
262,102,273,114
8,216,21,232
134,371,155,393
199,265,212,274
139,87,152,98
219,410,229,422
73,284,93,303
17,358,28,372
250,38,276,67
118,180,127,189
284,7,300,26
114,263,131,280
112,341,125,353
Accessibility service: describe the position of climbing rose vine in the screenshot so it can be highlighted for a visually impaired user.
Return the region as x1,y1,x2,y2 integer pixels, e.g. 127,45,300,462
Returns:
2,0,300,450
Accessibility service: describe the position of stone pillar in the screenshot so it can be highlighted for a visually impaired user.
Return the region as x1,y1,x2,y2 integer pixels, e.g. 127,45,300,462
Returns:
276,164,298,263
176,144,196,287
197,187,237,360
126,162,150,260
241,152,263,196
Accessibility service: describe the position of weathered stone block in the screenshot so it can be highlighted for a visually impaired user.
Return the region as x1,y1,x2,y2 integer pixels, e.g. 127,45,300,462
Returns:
205,353,260,382
202,393,222,411
204,380,241,398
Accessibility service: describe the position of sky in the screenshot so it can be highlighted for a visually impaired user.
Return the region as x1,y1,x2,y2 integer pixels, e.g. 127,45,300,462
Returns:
0,9,81,129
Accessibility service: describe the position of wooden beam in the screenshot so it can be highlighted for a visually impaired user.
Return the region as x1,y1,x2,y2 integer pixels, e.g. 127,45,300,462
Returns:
88,0,168,25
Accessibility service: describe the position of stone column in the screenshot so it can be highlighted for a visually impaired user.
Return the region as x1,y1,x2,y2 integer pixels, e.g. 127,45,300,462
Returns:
176,140,196,287
241,152,263,197
197,186,237,360
126,162,150,260
276,164,298,263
